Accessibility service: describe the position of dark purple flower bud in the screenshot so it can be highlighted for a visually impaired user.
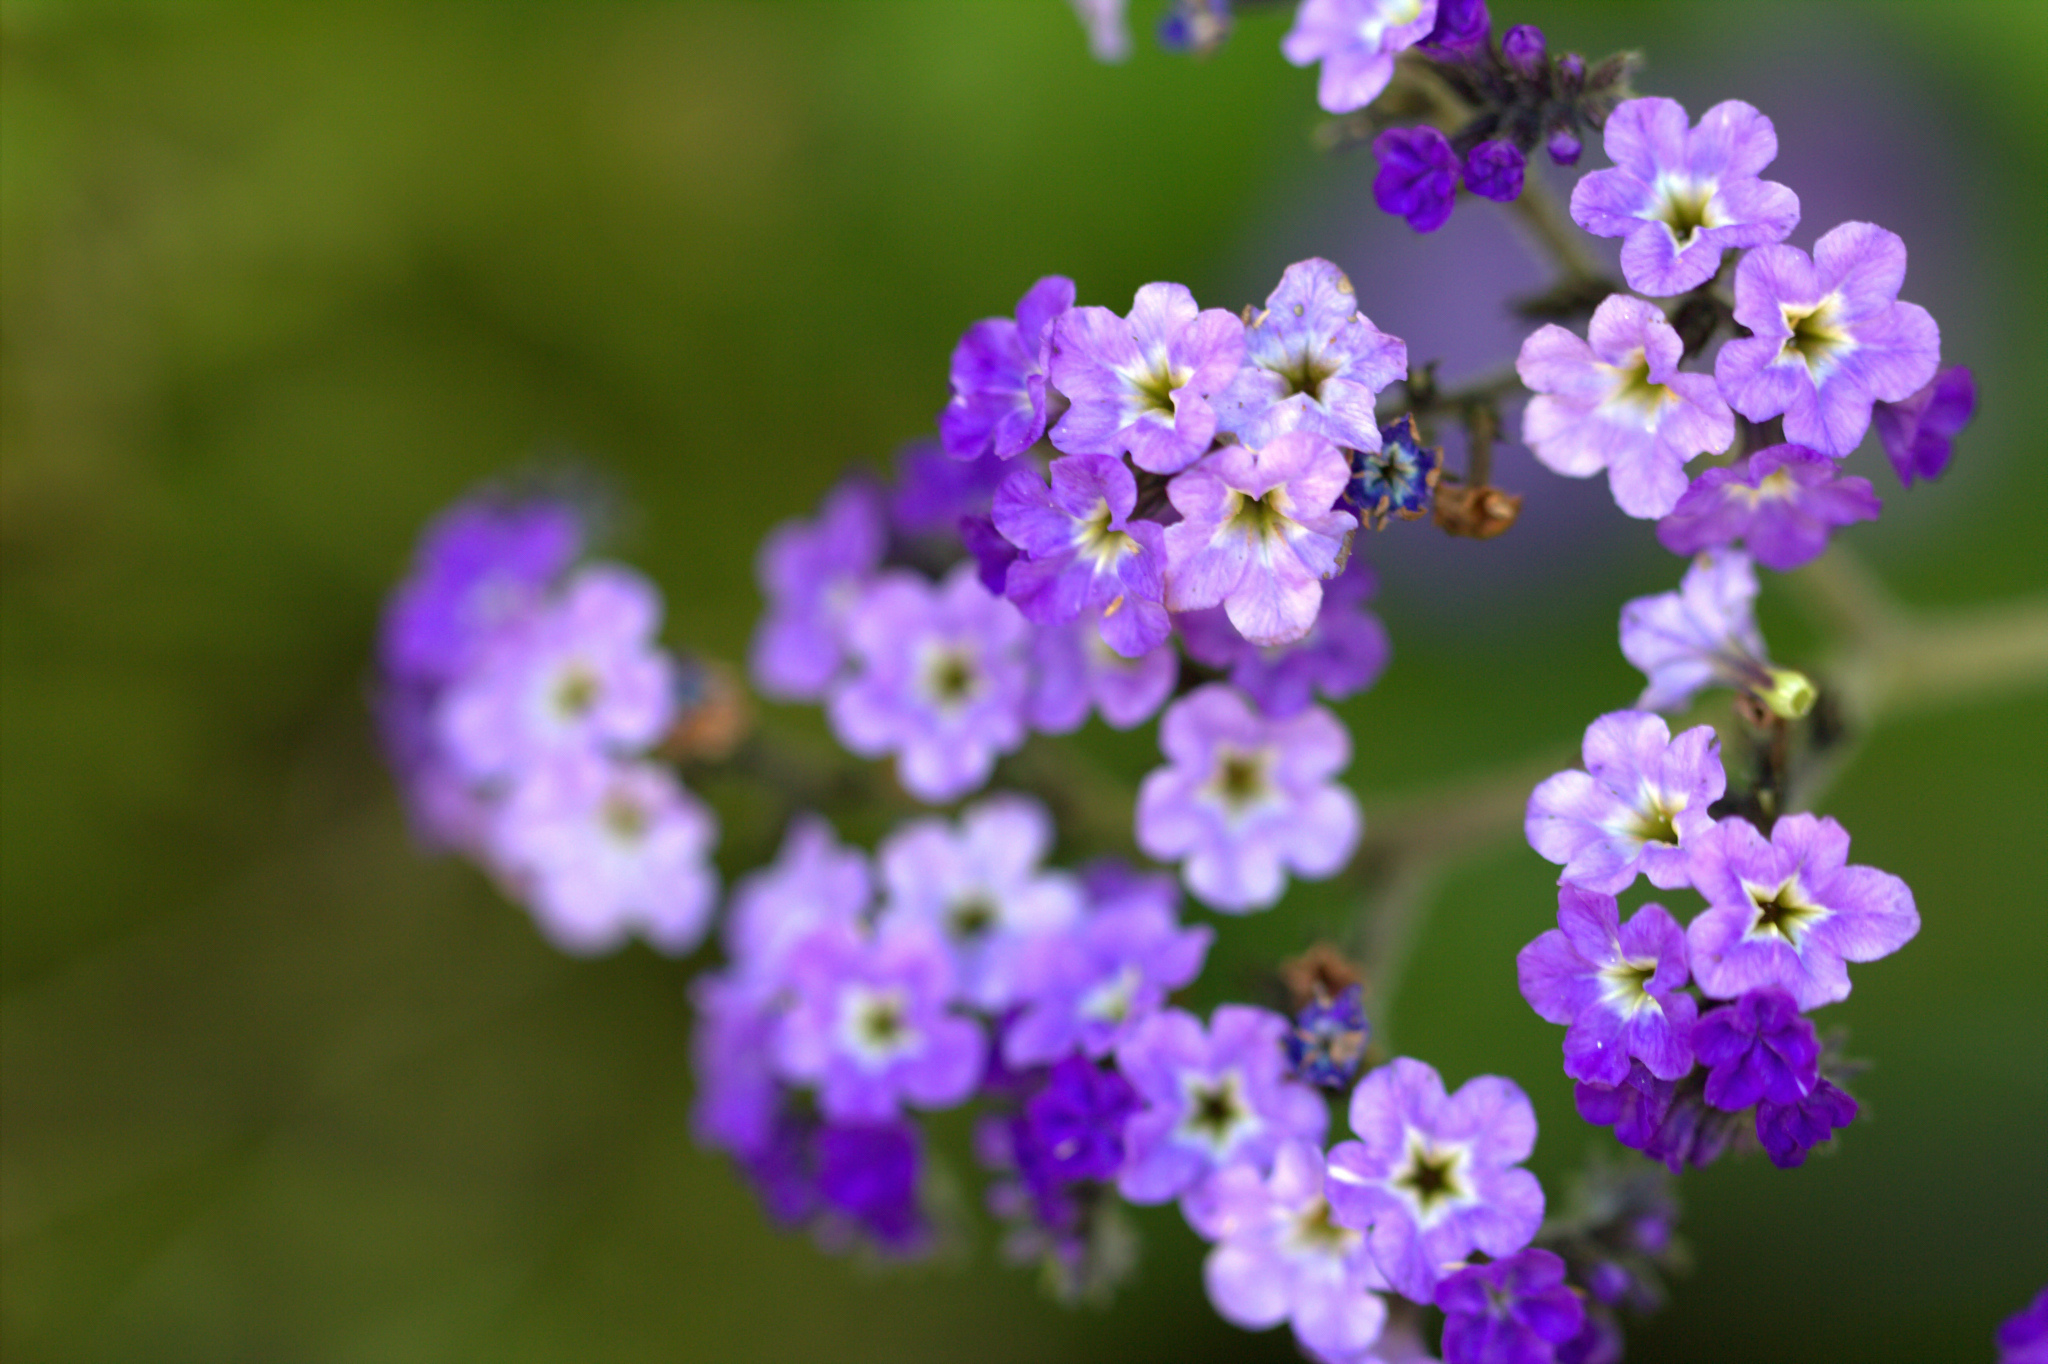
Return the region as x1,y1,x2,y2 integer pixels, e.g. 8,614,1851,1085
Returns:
1692,988,1820,1111
1284,983,1370,1088
1556,51,1586,93
1646,1082,1743,1171
958,512,1019,595
1585,1261,1634,1307
1419,0,1490,58
1502,24,1547,78
815,1120,925,1248
1437,1249,1586,1364
1372,126,1461,232
1872,365,1975,488
1575,1061,1675,1153
1547,127,1583,166
1463,139,1526,202
1755,1078,1858,1168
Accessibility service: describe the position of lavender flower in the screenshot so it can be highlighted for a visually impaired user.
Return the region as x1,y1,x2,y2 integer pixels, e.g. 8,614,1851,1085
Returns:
1525,710,1725,894
827,563,1030,803
1136,685,1362,912
1517,887,1698,1086
1714,221,1942,457
959,512,1021,595
993,453,1170,657
1214,257,1408,454
1373,126,1460,233
876,794,1082,1012
1026,617,1179,734
1691,988,1819,1110
1436,1249,1585,1364
1517,294,1735,519
1326,1058,1545,1304
379,494,581,685
1286,985,1371,1090
691,972,787,1157
1177,556,1390,718
1351,414,1441,525
814,1120,927,1251
1686,813,1920,1010
1655,443,1880,571
1619,550,1791,715
1048,282,1247,475
1463,140,1526,203
1755,1078,1857,1169
1997,1289,2048,1364
1068,0,1131,62
722,814,872,984
941,276,1077,462
1873,365,1975,488
1200,1140,1392,1364
1113,1005,1328,1204
1569,97,1799,297
750,478,888,701
889,440,1008,536
1283,0,1441,114
1163,431,1358,646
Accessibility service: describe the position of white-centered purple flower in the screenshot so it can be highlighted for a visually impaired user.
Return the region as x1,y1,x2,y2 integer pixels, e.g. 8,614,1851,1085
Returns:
775,922,985,1124
1177,555,1390,719
1569,97,1800,297
827,563,1030,803
380,494,581,685
1685,813,1920,1010
1325,1058,1545,1305
1656,443,1880,571
1516,886,1698,1086
1518,294,1735,519
876,794,1082,1012
1200,1139,1392,1364
1714,221,1942,457
993,453,1170,657
749,478,888,701
1026,617,1179,734
723,814,872,985
1214,258,1408,454
1113,1005,1328,1205
438,564,676,781
940,276,1077,462
1283,0,1440,115
1872,365,1974,488
1163,431,1359,646
1048,282,1247,475
1525,709,1725,894
1620,550,1782,714
1136,685,1362,913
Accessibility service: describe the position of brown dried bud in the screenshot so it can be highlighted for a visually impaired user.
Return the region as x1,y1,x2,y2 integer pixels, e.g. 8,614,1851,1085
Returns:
1281,943,1364,1010
657,658,752,763
1433,484,1523,539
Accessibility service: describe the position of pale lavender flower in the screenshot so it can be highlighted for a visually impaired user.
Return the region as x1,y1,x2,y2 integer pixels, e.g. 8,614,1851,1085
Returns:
1872,365,1975,488
1113,1005,1328,1204
940,276,1077,462
379,494,581,685
723,814,872,984
1373,126,1460,233
1756,1079,1857,1170
1656,443,1880,571
1283,0,1440,114
750,478,888,701
1201,1140,1392,1364
1517,294,1735,519
993,453,1170,657
827,563,1031,803
775,922,985,1124
1049,282,1247,475
1619,550,1779,713
1435,1249,1584,1364
690,971,787,1157
1136,685,1362,912
1525,710,1725,894
1686,813,1920,1010
1516,887,1698,1086
437,565,676,781
1068,0,1131,62
1714,221,1941,457
1026,617,1179,734
876,794,1082,1012
1691,988,1818,1110
1326,1058,1544,1305
1163,431,1359,646
1177,556,1390,718
1569,97,1799,297
1214,258,1408,453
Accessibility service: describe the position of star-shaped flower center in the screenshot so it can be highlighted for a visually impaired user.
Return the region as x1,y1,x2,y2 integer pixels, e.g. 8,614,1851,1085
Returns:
1205,745,1276,817
1282,1195,1363,1261
1606,353,1676,422
1177,1068,1261,1156
1597,957,1662,1014
1780,295,1854,378
1743,876,1832,948
1080,964,1143,1023
1123,352,1191,420
945,893,999,943
553,662,601,717
1650,175,1719,249
1390,1133,1474,1226
841,985,920,1069
920,644,984,710
1072,499,1139,569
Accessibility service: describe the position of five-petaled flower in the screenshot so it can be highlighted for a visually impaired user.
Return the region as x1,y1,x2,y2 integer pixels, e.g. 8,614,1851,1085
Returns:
1049,282,1246,474
1517,886,1699,1086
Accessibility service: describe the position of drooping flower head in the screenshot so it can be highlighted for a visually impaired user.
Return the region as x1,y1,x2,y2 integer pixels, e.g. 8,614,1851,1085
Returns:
940,276,1077,462
722,814,872,985
1373,125,1460,233
1283,0,1440,114
1872,364,1975,489
1655,443,1880,571
1048,282,1247,474
1690,987,1819,1111
1569,97,1800,296
1517,294,1735,519
750,478,888,701
1714,221,1941,457
1618,550,1783,714
993,453,1170,657
1525,709,1725,894
1516,887,1698,1086
1215,258,1408,454
1177,553,1391,719
1026,618,1179,734
1136,685,1362,913
1351,414,1442,526
1435,1249,1585,1364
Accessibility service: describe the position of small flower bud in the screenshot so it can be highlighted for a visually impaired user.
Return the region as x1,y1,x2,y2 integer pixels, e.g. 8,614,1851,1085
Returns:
1547,127,1583,166
1502,24,1547,79
1556,51,1586,93
1757,667,1819,719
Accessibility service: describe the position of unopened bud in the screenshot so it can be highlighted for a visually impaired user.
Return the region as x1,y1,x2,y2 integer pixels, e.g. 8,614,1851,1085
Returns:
1434,483,1523,539
1757,667,1818,720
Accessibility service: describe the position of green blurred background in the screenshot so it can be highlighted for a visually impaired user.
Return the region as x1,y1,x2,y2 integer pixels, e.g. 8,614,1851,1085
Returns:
3,3,2043,1361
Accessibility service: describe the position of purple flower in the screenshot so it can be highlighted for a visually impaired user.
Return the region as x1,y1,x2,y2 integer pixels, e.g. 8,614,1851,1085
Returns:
1547,128,1583,168
1373,126,1461,233
1200,1140,1392,1364
1163,431,1358,646
1655,443,1880,571
1351,414,1442,525
774,922,985,1124
1136,685,1362,912
1691,988,1819,1110
691,971,787,1157
1517,294,1735,519
890,440,1008,536
1516,887,1698,1086
1177,556,1390,719
1569,97,1799,297
940,276,1077,462
1619,550,1782,714
375,681,493,855
1525,710,1725,895
734,1106,818,1227
379,494,581,685
1026,617,1179,734
1068,0,1131,62
1015,1055,1141,1188
437,565,676,781
1499,23,1545,77
1048,282,1247,475
876,794,1082,1012
489,753,718,956
1572,1063,1675,1158
1714,221,1942,457
750,478,888,701
959,512,1021,595
1418,0,1488,59
993,454,1170,656
1325,1058,1545,1304
1436,1249,1585,1364
1686,813,1920,1010
1997,1288,2048,1364
723,814,872,984
1214,257,1408,454
1286,985,1371,1090
1463,140,1525,203
827,563,1030,803
1283,0,1440,115
814,1120,926,1250
1873,364,1975,488
1113,1005,1328,1204
1755,1078,1857,1169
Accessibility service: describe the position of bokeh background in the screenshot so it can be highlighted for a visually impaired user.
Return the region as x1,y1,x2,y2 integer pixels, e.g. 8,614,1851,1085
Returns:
4,2,2044,1361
